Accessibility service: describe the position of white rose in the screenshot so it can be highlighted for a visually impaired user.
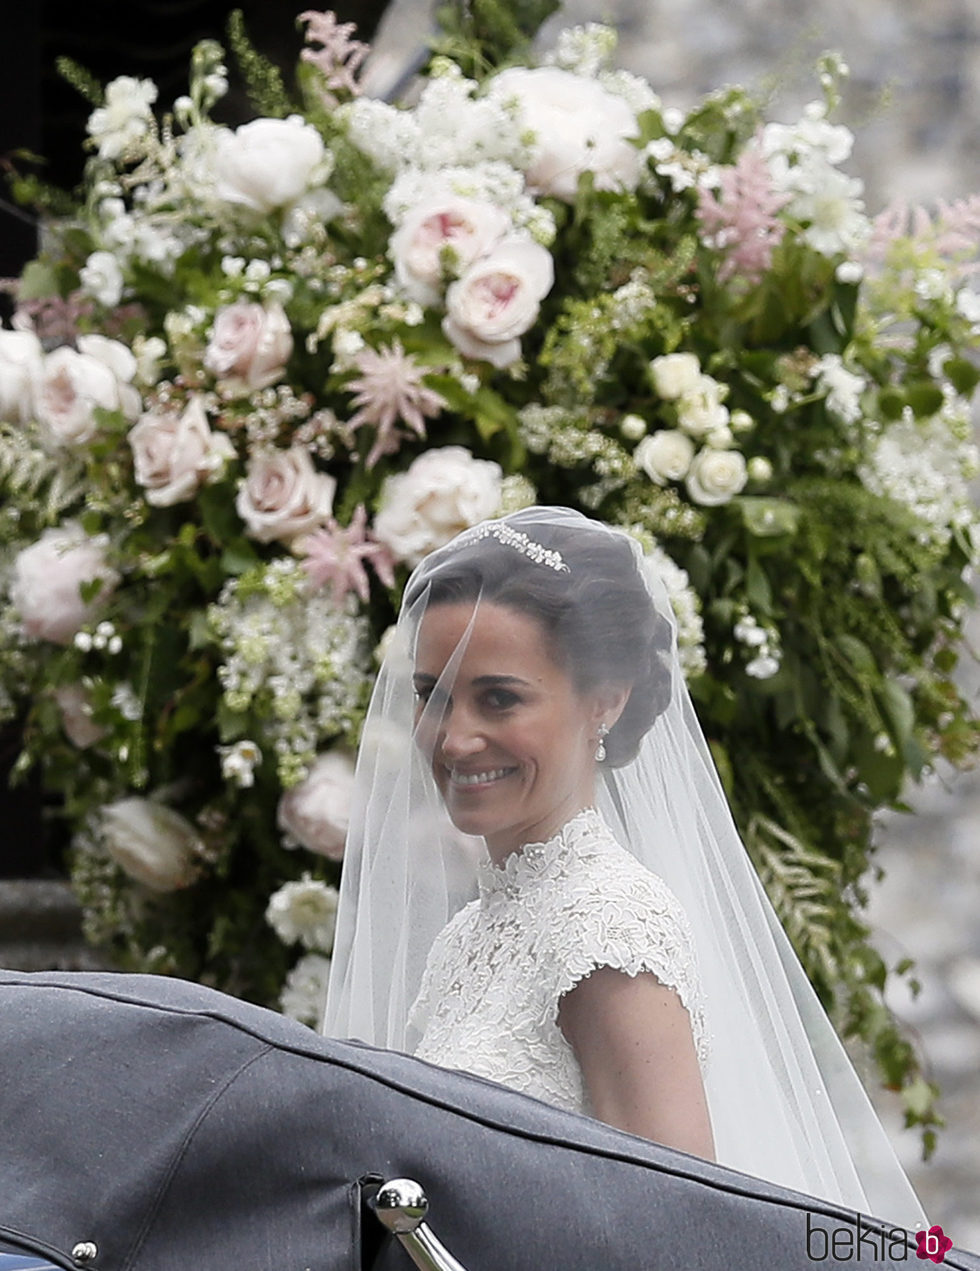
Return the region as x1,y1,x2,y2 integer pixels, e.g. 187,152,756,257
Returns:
203,300,293,389
374,445,503,566
79,250,125,307
685,448,748,506
650,352,702,400
99,796,201,892
488,66,641,202
0,329,43,424
279,952,332,1026
389,195,512,307
676,376,730,439
443,238,554,368
212,116,327,214
129,395,235,507
265,874,340,952
36,338,140,449
11,522,120,645
236,445,336,544
635,429,695,485
53,684,106,749
277,751,355,861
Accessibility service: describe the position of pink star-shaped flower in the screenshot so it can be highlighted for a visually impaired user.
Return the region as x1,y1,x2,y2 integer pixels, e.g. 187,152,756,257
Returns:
299,10,370,102
295,504,396,604
345,340,447,469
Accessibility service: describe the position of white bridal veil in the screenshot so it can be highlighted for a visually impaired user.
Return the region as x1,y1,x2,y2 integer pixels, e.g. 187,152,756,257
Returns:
323,506,925,1229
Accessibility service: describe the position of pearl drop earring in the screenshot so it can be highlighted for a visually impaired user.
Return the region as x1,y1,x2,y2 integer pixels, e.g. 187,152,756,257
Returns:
595,723,609,763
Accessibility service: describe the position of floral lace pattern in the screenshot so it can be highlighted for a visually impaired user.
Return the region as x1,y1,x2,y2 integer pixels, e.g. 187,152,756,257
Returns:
410,808,708,1115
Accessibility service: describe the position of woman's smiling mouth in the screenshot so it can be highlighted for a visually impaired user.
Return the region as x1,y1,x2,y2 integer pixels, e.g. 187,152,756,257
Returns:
446,766,518,788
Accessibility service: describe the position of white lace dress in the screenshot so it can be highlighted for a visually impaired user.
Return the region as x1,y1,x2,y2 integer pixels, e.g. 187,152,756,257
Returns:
409,807,709,1116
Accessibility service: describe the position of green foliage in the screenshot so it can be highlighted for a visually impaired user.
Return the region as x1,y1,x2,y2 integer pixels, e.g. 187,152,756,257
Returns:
434,0,562,72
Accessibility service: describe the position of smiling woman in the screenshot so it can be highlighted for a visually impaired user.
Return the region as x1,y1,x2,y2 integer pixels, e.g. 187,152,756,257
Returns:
323,506,924,1229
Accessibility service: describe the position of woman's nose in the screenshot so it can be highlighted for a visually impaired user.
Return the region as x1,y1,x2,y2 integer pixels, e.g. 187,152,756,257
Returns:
439,707,486,759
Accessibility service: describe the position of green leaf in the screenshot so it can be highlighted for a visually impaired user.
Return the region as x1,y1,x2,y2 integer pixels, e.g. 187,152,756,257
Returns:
944,357,980,397
738,497,800,538
879,678,915,746
904,381,945,419
836,633,877,677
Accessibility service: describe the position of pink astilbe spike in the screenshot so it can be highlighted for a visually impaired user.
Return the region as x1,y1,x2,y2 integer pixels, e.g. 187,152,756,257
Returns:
299,10,370,104
695,143,790,287
345,339,447,469
295,504,396,605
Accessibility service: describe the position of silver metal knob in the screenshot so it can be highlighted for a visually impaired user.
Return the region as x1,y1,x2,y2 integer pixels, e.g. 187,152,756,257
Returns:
372,1178,469,1271
71,1242,98,1263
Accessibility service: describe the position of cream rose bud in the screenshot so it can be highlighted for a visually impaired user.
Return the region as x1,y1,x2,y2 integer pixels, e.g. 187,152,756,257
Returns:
0,329,44,424
53,684,106,749
389,195,512,307
129,396,235,507
36,336,141,449
11,523,120,645
488,66,641,202
79,249,125,307
277,751,355,861
676,376,730,439
99,797,202,892
748,456,774,483
212,116,327,214
203,300,294,389
236,445,336,544
442,238,554,369
649,352,702,400
685,447,748,506
374,445,503,566
635,429,695,485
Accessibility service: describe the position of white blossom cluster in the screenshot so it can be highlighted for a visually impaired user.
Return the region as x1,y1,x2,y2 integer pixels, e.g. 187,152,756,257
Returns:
857,409,980,547
733,610,782,680
641,545,707,679
208,560,372,786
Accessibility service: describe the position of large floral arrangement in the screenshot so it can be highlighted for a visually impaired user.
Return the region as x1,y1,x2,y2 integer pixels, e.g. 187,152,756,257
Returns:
2,0,979,1144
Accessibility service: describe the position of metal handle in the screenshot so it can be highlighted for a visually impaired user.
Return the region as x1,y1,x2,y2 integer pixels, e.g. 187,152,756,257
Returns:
371,1178,470,1271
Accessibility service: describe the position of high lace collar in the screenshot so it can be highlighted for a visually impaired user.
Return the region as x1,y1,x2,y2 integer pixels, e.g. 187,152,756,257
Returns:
478,807,607,902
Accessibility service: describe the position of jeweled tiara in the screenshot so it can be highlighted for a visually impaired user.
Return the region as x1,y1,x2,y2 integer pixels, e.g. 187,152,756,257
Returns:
454,520,569,572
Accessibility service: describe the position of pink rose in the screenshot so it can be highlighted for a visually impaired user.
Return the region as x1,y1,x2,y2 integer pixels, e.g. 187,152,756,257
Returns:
99,797,201,892
277,751,356,860
236,445,336,543
53,684,106,749
389,195,512,307
442,238,554,368
10,522,120,645
36,335,141,449
129,395,235,506
203,300,294,389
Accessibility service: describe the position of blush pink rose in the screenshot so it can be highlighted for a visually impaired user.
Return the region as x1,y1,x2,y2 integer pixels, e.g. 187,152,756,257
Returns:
277,751,356,860
203,300,294,389
99,797,202,892
389,195,512,307
35,335,141,449
129,395,235,506
236,445,336,543
10,522,120,645
53,684,107,749
442,238,554,368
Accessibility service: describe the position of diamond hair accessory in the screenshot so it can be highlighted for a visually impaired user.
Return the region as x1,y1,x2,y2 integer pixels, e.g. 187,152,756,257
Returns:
456,521,569,572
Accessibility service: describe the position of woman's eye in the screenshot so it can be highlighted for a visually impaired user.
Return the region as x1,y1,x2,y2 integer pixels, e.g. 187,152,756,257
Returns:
484,688,520,710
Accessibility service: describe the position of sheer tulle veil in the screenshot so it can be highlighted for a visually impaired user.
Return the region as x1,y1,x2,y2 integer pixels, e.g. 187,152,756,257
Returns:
322,505,925,1229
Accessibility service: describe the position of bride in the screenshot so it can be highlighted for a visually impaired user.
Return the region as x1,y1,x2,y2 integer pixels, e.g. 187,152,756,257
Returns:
323,505,925,1229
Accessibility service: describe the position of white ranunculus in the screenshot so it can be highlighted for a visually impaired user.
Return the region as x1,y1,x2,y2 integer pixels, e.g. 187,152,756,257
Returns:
676,376,730,439
634,429,696,485
487,66,641,202
0,329,43,424
203,300,294,389
373,445,503,566
277,751,355,861
53,684,106,749
685,447,748,506
36,338,141,449
129,396,235,507
442,238,554,368
649,352,702,400
212,116,327,214
389,195,512,307
79,250,125,307
236,445,336,544
266,874,340,952
99,797,201,892
10,523,120,645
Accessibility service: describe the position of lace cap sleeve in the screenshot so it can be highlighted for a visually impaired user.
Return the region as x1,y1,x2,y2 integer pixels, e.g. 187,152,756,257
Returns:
547,862,710,1067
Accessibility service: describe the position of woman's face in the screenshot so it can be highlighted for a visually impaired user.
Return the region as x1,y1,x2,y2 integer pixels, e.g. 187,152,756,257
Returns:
413,601,611,861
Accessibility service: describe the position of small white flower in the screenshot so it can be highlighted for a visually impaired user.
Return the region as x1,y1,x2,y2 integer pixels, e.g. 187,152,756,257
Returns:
835,260,864,284
620,413,647,441
265,874,340,952
747,456,773,483
79,250,125,307
218,739,262,788
746,653,781,679
649,352,702,400
279,952,332,1027
955,288,980,326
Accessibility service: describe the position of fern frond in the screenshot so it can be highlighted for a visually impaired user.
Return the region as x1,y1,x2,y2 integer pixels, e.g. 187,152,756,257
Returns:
226,10,294,118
